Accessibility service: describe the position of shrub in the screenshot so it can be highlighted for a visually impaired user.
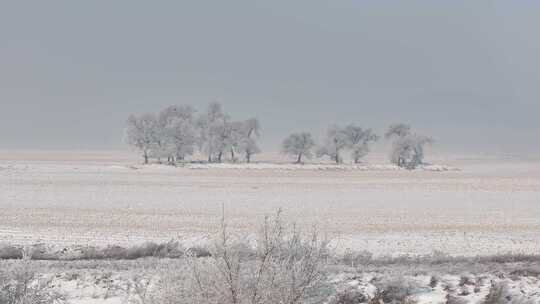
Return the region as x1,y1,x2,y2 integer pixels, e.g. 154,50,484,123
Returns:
458,275,475,287
76,241,184,260
0,260,65,304
483,282,508,304
181,210,332,304
446,295,468,304
186,246,211,258
329,286,367,304
0,244,22,260
341,250,373,267
371,277,422,304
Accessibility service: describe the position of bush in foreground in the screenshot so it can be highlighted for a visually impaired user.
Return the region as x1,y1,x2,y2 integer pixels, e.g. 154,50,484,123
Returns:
132,210,332,304
0,260,65,304
188,210,331,304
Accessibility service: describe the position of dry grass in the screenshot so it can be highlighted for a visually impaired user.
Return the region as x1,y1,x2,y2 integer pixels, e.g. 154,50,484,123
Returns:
0,259,66,304
0,241,210,261
2,211,540,303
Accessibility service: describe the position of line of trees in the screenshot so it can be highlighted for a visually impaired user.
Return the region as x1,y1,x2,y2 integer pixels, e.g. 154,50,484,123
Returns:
281,123,433,169
124,102,260,164
124,103,433,169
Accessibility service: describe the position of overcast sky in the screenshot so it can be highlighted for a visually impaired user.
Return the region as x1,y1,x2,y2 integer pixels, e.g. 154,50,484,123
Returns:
1,1,539,154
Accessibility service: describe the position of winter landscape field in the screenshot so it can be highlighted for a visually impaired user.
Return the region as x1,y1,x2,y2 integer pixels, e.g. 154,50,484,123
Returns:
4,1,540,303
1,151,540,257
2,151,540,303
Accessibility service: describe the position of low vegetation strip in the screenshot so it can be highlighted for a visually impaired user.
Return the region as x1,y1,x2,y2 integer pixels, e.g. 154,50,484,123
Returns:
2,241,540,269
0,241,210,261
2,211,540,303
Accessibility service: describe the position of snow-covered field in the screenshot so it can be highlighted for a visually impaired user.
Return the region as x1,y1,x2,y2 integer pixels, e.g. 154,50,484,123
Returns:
2,151,540,303
1,150,539,257
3,255,540,304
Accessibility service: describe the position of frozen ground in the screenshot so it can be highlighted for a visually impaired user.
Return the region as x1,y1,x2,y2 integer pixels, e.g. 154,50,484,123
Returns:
1,150,540,257
3,255,540,304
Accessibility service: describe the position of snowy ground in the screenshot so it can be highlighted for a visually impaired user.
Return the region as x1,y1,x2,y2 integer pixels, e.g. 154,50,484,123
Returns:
1,150,539,257
3,256,540,304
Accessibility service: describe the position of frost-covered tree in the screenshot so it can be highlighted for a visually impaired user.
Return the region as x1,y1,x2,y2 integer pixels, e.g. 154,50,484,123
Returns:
125,102,263,164
158,105,197,162
386,123,433,169
317,125,348,164
385,123,411,139
223,118,262,163
196,103,262,163
197,102,229,162
343,124,379,163
282,132,316,164
390,135,433,169
124,113,160,164
238,118,261,163
220,120,242,162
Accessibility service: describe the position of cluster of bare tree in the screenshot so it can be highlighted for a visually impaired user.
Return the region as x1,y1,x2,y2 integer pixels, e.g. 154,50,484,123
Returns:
281,125,376,165
125,105,433,168
281,125,378,165
124,102,260,164
282,123,432,169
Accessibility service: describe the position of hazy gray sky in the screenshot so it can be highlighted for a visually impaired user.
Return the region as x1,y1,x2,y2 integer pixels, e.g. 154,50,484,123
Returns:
1,1,539,153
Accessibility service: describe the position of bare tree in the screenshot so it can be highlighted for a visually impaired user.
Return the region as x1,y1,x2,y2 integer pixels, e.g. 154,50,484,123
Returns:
386,123,433,169
317,125,348,164
197,102,229,162
385,123,411,139
239,118,261,163
282,132,316,164
225,121,244,162
169,117,197,162
158,105,197,163
223,118,262,163
124,113,160,164
343,124,379,163
214,118,236,163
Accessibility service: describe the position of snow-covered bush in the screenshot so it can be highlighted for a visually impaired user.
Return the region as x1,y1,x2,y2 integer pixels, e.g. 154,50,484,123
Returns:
328,285,368,304
0,260,65,304
371,277,423,304
178,210,331,304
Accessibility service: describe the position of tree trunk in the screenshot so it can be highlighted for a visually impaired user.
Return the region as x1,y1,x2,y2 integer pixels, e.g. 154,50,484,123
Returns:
296,153,302,164
230,148,235,162
208,155,212,163
143,152,149,164
217,151,223,163
246,153,251,163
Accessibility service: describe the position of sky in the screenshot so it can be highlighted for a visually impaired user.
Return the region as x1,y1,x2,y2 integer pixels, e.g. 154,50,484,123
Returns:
1,0,539,154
